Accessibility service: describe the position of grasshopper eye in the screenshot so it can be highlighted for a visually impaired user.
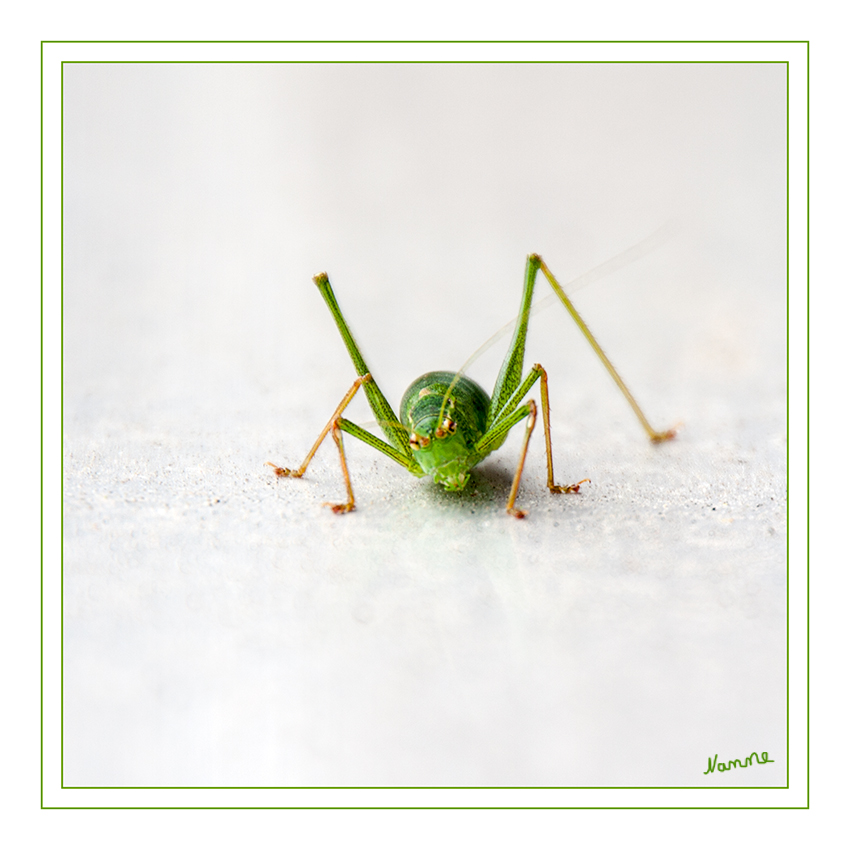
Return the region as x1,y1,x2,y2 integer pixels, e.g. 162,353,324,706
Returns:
435,418,456,439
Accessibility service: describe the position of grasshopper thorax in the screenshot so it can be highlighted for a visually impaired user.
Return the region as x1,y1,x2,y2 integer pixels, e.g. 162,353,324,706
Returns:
399,371,490,491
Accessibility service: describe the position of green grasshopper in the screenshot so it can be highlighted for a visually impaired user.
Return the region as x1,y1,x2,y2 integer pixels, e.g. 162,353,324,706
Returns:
268,253,676,518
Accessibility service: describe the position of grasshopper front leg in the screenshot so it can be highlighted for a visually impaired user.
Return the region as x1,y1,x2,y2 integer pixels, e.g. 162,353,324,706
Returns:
267,373,373,480
476,364,589,518
266,374,367,513
268,372,420,513
504,399,536,519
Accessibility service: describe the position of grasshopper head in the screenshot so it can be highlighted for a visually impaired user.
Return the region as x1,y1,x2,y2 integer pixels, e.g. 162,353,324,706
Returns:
401,371,489,492
408,414,473,491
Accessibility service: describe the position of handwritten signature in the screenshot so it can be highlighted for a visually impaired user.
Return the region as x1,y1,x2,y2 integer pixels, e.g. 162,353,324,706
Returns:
704,751,775,774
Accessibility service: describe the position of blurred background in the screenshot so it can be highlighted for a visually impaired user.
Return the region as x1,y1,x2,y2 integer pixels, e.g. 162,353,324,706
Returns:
62,62,787,787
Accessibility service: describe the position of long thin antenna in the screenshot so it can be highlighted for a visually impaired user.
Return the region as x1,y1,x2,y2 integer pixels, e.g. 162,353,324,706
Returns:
458,223,674,379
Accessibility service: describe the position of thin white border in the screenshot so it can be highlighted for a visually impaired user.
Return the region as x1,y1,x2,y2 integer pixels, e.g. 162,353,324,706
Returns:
43,39,808,809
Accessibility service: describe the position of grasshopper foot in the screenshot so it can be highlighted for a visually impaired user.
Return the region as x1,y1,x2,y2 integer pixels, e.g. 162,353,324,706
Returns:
650,430,676,443
549,477,590,494
323,501,355,514
507,507,528,519
266,462,302,478
650,422,681,443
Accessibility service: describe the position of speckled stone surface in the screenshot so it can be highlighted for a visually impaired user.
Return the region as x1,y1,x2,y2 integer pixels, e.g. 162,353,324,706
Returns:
61,62,787,787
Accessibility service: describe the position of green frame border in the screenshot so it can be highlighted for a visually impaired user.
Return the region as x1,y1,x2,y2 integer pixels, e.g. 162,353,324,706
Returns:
42,40,807,809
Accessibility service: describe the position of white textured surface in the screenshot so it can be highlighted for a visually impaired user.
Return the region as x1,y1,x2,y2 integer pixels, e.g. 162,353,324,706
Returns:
62,63,787,787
